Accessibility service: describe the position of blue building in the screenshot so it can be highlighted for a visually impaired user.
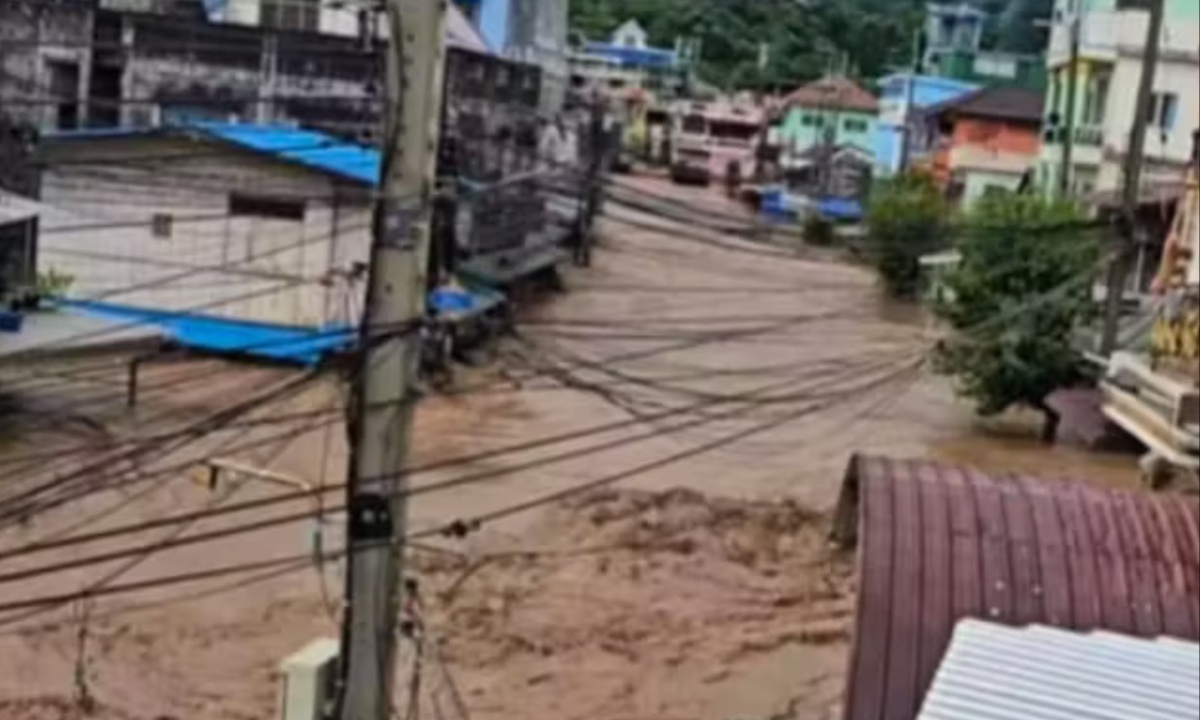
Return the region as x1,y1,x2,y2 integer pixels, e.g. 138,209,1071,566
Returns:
874,73,978,176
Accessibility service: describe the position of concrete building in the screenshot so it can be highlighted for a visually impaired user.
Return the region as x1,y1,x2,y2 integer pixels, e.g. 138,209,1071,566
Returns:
0,0,489,140
923,2,987,71
918,86,1045,207
1039,0,1200,197
36,123,376,355
453,0,569,112
567,19,687,100
778,75,880,161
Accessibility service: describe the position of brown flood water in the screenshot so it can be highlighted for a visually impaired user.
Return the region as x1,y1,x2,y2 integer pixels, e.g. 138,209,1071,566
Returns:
0,174,1146,720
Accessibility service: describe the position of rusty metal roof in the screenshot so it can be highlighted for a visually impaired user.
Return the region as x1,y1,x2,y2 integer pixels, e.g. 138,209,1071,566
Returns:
833,455,1200,720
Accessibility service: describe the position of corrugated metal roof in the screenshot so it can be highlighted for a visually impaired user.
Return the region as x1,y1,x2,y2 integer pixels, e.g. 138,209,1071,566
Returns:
919,620,1200,720
187,122,381,185
833,455,1200,720
46,123,383,186
921,86,1045,124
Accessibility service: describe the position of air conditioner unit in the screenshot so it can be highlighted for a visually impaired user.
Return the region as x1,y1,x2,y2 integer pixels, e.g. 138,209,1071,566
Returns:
279,638,340,720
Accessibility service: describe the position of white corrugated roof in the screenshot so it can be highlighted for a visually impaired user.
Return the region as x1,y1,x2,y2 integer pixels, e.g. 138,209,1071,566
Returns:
918,620,1200,720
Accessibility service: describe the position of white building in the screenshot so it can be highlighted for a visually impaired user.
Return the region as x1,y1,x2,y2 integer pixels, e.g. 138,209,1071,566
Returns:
568,19,686,99
36,123,375,357
1040,0,1200,196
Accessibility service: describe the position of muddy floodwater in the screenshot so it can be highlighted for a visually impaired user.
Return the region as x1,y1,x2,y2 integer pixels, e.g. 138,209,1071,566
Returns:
0,176,1142,720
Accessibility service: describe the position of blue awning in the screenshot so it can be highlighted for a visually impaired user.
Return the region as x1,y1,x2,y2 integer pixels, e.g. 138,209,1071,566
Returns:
60,300,355,366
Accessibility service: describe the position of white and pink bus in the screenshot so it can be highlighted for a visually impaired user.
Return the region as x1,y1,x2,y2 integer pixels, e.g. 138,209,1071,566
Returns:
668,99,768,187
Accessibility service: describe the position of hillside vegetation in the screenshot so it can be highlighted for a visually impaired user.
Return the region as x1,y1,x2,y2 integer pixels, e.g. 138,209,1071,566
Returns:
570,0,1052,89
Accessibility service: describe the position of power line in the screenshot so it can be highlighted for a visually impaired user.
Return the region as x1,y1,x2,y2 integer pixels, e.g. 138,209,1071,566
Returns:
0,351,916,577
0,353,923,617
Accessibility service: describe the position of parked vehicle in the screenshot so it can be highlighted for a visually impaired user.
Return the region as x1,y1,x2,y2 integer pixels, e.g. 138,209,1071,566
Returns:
668,99,765,187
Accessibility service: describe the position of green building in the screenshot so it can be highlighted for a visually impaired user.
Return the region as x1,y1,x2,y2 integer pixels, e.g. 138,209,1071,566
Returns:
778,75,880,161
927,48,1048,91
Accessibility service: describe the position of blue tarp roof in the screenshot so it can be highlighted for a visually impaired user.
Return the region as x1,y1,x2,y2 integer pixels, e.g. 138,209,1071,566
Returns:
47,122,382,186
582,42,679,69
61,300,356,365
57,279,502,365
818,198,864,222
191,122,381,185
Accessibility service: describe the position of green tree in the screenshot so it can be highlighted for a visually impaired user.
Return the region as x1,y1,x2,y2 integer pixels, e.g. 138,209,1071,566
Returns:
934,194,1100,442
867,171,950,299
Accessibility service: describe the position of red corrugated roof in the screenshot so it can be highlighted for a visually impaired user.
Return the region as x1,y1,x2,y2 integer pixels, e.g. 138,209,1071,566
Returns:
833,455,1200,720
784,75,879,114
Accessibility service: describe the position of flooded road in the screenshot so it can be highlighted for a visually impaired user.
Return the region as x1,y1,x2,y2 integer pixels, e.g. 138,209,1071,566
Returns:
0,175,1142,720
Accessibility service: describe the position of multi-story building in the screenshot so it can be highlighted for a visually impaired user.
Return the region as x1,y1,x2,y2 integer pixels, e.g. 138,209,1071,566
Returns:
917,87,1045,207
567,20,688,100
1038,0,1200,198
923,2,987,70
452,0,569,112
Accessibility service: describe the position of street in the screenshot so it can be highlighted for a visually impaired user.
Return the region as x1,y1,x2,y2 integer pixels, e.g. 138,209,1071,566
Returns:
0,177,1142,720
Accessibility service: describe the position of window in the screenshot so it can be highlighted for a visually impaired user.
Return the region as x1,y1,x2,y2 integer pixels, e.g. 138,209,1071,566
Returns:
151,213,173,239
1082,73,1110,126
47,60,81,130
843,118,869,134
229,194,306,221
681,114,707,134
1146,92,1179,132
802,114,822,128
261,0,318,31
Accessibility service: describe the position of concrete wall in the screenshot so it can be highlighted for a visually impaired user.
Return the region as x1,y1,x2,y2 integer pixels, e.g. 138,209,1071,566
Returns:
505,0,568,112
1105,56,1198,167
0,1,94,130
38,136,372,328
962,168,1024,208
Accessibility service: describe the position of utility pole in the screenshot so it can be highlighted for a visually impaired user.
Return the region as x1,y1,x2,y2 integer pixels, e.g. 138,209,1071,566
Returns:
898,27,922,173
1058,9,1082,198
1100,0,1165,355
335,0,447,718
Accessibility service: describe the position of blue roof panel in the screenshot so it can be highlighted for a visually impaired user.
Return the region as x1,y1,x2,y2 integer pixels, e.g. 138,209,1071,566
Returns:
582,42,678,69
45,121,383,186
189,122,382,186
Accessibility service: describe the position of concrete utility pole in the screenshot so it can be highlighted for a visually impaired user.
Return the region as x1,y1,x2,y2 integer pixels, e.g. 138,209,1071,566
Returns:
898,28,922,174
335,0,447,718
1058,9,1082,198
1100,0,1165,355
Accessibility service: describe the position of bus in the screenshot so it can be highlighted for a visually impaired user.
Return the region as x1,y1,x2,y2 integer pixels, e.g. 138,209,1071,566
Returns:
669,99,766,187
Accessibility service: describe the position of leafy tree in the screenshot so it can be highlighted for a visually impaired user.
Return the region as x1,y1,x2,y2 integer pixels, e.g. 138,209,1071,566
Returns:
934,194,1100,442
866,171,950,299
